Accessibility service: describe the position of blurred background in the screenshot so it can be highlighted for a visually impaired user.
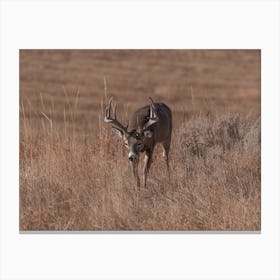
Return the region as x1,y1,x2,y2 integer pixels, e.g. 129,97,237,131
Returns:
20,49,260,135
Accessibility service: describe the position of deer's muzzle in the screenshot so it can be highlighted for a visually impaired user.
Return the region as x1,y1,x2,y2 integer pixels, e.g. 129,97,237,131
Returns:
128,152,138,163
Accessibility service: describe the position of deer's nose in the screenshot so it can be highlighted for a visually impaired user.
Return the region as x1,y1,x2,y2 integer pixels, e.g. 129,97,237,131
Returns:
128,152,137,162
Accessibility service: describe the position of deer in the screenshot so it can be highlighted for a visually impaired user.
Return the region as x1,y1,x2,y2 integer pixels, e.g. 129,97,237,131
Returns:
104,97,172,190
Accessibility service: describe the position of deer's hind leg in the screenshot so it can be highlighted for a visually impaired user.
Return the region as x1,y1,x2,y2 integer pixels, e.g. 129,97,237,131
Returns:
161,138,171,180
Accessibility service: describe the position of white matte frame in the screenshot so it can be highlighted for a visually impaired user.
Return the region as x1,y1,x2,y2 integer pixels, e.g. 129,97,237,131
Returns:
0,1,279,279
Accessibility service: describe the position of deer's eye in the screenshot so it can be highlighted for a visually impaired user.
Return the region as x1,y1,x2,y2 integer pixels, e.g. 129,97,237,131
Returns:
137,142,141,146
125,141,128,146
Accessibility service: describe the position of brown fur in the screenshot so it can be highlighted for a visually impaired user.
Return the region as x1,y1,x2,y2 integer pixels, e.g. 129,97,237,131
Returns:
105,100,172,189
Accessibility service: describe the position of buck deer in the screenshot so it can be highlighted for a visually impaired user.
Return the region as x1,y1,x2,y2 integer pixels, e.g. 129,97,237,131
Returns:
104,97,172,189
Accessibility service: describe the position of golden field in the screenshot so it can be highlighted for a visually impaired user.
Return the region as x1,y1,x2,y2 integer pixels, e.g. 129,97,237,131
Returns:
20,50,260,230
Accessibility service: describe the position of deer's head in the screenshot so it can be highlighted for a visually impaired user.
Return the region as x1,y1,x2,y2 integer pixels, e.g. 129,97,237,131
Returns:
104,98,159,163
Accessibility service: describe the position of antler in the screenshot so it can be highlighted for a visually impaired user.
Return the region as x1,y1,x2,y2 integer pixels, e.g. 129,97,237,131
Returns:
138,97,159,135
148,97,159,124
141,97,159,130
104,98,128,133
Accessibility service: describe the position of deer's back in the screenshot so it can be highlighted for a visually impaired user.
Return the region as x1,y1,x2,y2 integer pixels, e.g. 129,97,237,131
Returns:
129,103,172,142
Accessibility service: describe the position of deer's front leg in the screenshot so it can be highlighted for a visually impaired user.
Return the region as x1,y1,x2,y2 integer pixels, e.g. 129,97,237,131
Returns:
143,149,153,188
132,161,140,190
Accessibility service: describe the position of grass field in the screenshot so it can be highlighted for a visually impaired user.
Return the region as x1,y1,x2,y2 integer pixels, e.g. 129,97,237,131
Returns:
20,50,261,230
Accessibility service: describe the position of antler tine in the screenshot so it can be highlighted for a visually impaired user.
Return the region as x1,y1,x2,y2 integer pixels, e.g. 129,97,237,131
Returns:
108,97,113,115
140,97,159,132
148,96,154,104
137,115,141,133
104,97,112,122
113,102,117,120
104,97,128,133
148,96,159,121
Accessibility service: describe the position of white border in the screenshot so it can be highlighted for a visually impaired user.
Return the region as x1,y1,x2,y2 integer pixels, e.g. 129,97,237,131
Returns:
1,1,279,279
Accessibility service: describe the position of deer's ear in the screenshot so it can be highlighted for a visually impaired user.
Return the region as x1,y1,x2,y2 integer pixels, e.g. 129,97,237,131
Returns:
143,130,153,138
112,127,123,138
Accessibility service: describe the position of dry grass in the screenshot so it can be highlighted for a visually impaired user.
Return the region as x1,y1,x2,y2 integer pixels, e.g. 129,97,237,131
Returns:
19,50,261,231
20,98,260,231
